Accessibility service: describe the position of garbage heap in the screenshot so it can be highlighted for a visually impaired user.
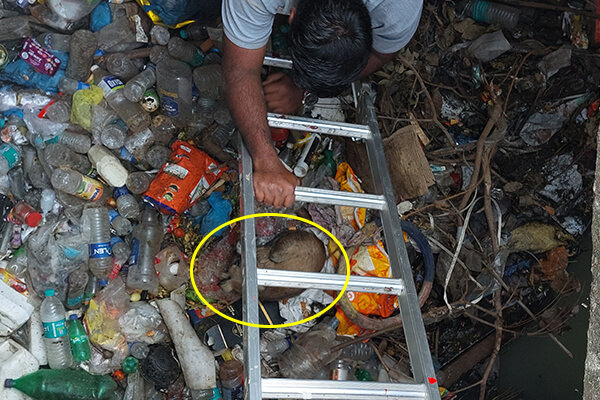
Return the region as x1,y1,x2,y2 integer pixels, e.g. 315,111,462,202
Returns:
0,0,596,399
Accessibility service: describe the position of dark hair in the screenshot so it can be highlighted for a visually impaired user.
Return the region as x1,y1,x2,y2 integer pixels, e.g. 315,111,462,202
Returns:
289,0,373,98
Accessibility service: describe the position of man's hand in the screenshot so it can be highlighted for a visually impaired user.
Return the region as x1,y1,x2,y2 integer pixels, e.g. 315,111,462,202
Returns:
262,72,304,114
253,160,299,208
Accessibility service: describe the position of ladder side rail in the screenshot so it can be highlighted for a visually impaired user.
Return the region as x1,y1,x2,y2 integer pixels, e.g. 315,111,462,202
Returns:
354,82,440,399
240,140,263,400
267,114,372,140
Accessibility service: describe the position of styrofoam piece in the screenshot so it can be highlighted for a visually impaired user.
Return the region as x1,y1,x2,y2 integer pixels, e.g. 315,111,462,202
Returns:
0,280,34,336
0,339,39,400
28,309,47,366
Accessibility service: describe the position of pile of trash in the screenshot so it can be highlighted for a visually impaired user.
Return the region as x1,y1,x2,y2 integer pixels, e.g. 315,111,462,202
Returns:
0,0,596,399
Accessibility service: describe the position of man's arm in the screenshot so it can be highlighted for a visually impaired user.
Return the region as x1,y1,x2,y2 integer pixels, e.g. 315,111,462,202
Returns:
222,36,299,208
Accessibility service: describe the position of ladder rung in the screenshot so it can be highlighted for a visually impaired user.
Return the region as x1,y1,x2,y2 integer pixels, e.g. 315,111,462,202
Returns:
267,114,372,140
257,269,405,295
263,55,293,69
295,187,386,210
262,379,428,399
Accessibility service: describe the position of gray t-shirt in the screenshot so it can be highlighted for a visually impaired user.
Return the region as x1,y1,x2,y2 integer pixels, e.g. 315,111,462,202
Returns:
222,0,423,54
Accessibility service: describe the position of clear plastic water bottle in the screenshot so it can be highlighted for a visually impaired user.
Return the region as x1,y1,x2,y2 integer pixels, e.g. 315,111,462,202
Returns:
460,0,520,30
101,121,127,150
44,143,93,176
192,64,222,98
129,341,149,359
127,206,163,292
179,23,208,41
106,53,139,81
37,32,71,52
88,144,129,188
123,66,156,102
149,45,170,65
150,115,177,145
111,236,131,266
66,268,89,309
156,58,193,127
212,99,232,125
66,30,97,82
123,128,154,161
264,336,294,361
40,289,73,369
83,207,113,280
150,25,170,46
0,142,21,176
338,341,374,362
220,359,244,400
93,67,151,134
109,209,132,236
144,145,171,169
5,247,27,278
58,77,91,94
114,187,140,220
167,37,205,67
44,101,71,123
51,168,104,201
47,0,100,22
211,121,236,148
8,168,26,202
47,131,92,154
40,188,56,215
83,272,99,307
125,171,151,195
29,4,74,32
68,314,91,363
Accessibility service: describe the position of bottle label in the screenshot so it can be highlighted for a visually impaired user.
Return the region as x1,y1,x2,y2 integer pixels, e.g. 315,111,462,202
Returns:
94,49,105,57
76,176,103,201
90,242,112,259
206,387,223,400
108,209,119,222
189,50,205,67
45,135,60,145
43,319,67,338
67,294,84,307
20,37,61,77
120,147,137,162
113,186,129,200
70,333,89,346
98,76,124,98
0,143,21,170
77,81,91,90
110,236,124,247
222,385,243,400
129,237,140,266
159,89,179,117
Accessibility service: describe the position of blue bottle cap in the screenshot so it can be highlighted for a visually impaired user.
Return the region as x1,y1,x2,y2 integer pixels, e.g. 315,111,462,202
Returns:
44,289,55,297
69,314,78,320
99,279,109,287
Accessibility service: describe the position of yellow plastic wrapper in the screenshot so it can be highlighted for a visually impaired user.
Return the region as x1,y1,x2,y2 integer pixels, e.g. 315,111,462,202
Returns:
85,298,127,351
135,0,194,28
70,85,104,132
335,162,366,230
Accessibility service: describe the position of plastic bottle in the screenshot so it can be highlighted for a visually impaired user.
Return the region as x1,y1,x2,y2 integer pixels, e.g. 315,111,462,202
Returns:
114,187,140,220
167,37,205,67
129,341,149,359
157,299,216,390
0,142,21,176
106,53,139,81
101,121,127,150
149,45,170,65
125,171,151,194
40,188,56,215
220,359,244,400
84,207,113,280
109,209,132,236
150,25,170,46
66,269,89,309
29,4,74,32
66,30,97,82
212,100,232,126
124,66,156,102
123,128,155,160
44,143,93,176
5,247,27,278
111,236,132,266
88,144,129,187
83,272,99,307
192,64,222,98
127,206,163,292
144,145,171,169
156,58,193,127
47,0,101,22
58,77,91,94
278,317,340,379
37,32,71,52
179,23,208,41
93,67,151,134
51,168,104,201
460,0,520,30
46,131,92,154
44,101,71,123
264,336,294,361
40,289,73,369
329,359,351,380
4,369,117,400
13,201,43,228
338,341,374,361
150,115,177,145
8,167,26,201
68,314,91,363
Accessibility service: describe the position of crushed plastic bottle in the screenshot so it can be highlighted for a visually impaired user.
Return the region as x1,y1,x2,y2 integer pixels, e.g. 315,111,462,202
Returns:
40,289,73,370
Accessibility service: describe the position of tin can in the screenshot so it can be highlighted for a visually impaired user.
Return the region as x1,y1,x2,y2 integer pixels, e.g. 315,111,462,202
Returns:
141,89,160,112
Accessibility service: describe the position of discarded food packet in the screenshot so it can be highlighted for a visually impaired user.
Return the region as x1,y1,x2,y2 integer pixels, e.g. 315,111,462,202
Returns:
144,140,226,214
20,38,61,76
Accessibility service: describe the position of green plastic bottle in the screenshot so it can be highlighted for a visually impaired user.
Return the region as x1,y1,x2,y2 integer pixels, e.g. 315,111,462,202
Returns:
4,369,117,400
68,314,91,363
321,141,337,177
122,356,139,374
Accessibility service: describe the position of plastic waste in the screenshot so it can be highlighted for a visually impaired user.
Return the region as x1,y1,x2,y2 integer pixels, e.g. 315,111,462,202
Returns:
0,143,21,176
124,66,156,102
220,359,243,400
44,101,71,123
145,145,171,169
88,145,129,187
40,289,73,369
68,314,91,363
150,25,171,46
83,207,113,280
460,0,520,30
468,30,512,63
66,269,88,309
0,279,34,336
114,186,140,220
129,342,149,359
44,143,92,175
127,206,163,292
46,131,92,154
4,369,117,400
0,339,39,400
106,53,139,81
47,0,101,22
50,168,104,201
167,37,205,66
111,236,131,267
89,1,111,32
65,30,97,82
13,201,42,228
58,77,91,94
156,58,193,127
157,299,216,390
123,128,155,161
109,210,133,237
155,246,188,291
125,172,151,195
192,64,222,98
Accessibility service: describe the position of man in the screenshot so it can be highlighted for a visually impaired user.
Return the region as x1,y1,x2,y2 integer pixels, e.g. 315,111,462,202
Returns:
222,0,422,208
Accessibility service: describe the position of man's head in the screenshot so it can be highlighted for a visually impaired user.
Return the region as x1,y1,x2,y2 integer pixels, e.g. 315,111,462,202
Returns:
289,0,373,98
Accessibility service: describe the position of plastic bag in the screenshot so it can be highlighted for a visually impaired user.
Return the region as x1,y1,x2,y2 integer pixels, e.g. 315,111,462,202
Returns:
23,107,69,148
85,279,129,352
468,30,512,63
118,302,168,344
200,192,232,237
71,85,105,132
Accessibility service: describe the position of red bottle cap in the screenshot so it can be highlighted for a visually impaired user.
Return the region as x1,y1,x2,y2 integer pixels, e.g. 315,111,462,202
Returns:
25,212,43,228
270,128,289,148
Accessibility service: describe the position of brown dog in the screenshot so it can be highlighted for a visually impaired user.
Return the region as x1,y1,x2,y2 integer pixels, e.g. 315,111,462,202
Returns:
221,230,327,301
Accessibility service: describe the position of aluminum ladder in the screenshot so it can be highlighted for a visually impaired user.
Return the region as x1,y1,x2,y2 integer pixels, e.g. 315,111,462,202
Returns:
239,77,440,399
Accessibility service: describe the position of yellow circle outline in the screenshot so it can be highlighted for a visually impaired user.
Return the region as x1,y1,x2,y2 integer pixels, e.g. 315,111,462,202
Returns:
189,212,350,329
